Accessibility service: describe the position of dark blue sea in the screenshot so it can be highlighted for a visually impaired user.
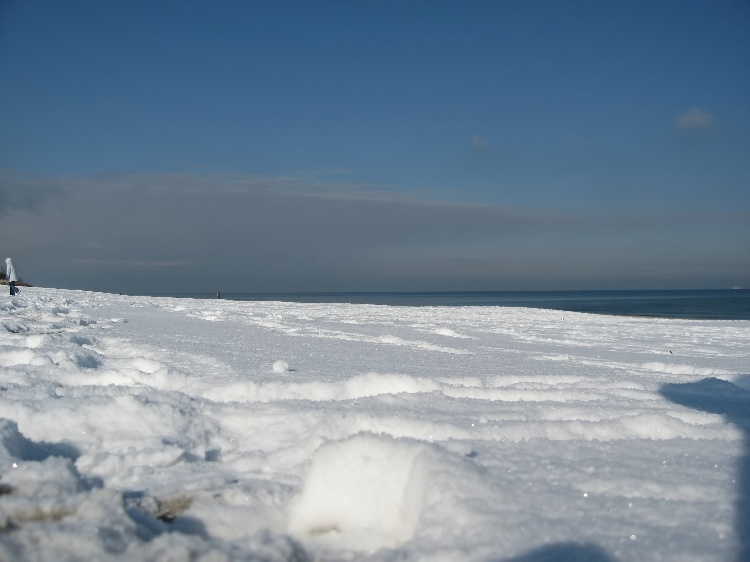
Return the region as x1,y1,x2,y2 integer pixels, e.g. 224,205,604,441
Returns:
163,290,750,320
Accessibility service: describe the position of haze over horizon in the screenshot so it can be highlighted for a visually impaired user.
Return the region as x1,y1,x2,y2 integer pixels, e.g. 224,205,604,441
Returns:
1,1,748,294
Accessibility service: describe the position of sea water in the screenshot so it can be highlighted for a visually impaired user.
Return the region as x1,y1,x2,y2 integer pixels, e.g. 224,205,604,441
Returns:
160,289,750,320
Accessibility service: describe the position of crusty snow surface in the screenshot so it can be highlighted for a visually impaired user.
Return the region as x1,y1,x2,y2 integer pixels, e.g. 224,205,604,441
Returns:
1,287,749,561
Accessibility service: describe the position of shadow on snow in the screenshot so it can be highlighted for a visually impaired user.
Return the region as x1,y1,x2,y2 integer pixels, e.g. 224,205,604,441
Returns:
660,377,750,562
501,542,614,562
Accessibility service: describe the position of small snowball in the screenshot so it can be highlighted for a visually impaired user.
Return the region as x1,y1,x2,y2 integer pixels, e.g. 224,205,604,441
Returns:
272,360,290,373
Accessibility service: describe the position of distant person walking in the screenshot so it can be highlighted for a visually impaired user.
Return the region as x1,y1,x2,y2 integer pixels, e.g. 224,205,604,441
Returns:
5,258,19,296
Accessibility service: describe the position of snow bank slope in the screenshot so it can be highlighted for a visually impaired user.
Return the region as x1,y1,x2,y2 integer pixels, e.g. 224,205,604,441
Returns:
1,287,749,561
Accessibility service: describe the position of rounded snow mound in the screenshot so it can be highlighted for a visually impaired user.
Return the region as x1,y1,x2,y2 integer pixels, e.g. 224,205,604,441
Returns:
287,432,495,553
287,432,427,550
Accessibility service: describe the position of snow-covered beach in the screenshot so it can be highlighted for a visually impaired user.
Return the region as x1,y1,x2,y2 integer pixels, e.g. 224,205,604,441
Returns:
1,287,748,561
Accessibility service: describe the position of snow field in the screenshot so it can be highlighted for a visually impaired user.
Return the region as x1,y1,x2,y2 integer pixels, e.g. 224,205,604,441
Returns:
0,287,748,561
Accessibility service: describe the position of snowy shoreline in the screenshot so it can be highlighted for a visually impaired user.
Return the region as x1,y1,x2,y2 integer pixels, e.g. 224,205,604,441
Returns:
1,287,749,561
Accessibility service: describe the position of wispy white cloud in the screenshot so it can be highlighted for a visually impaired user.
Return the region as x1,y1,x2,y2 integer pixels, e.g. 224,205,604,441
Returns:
674,107,717,132
471,135,489,149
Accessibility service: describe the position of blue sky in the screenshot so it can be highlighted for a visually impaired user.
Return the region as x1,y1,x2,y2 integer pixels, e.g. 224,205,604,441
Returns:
1,0,748,293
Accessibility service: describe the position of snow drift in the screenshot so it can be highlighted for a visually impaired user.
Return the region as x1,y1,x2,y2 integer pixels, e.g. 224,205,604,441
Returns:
0,287,748,561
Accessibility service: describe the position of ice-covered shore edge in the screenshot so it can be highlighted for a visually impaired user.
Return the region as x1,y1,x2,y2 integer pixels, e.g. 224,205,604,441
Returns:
1,287,748,561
